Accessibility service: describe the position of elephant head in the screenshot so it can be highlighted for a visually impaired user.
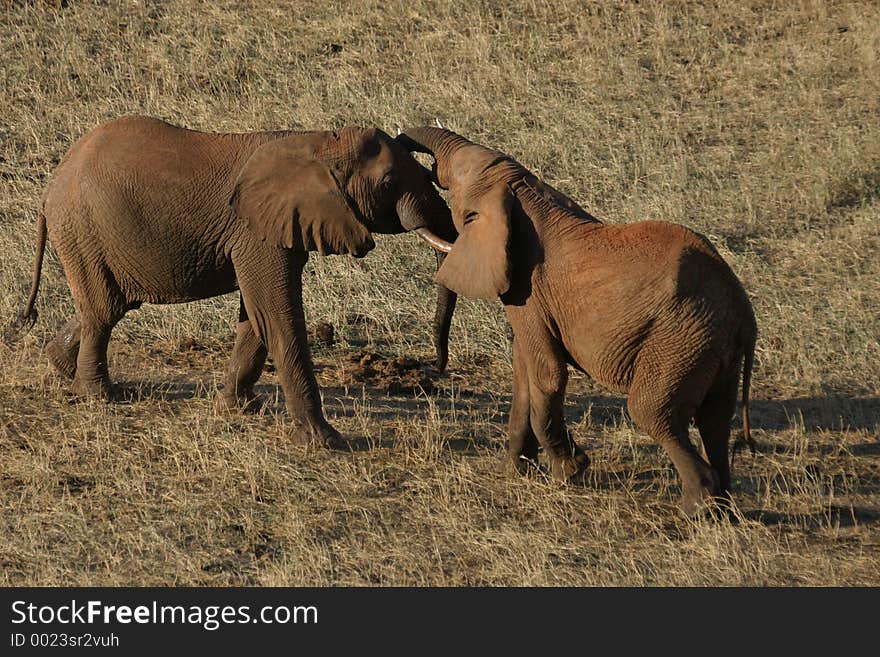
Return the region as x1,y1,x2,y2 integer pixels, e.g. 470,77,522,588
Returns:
232,127,454,248
398,127,597,301
395,127,517,301
231,126,460,369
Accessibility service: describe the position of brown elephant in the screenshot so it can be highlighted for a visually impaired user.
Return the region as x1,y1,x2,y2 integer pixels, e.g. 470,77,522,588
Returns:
403,127,757,516
10,115,458,447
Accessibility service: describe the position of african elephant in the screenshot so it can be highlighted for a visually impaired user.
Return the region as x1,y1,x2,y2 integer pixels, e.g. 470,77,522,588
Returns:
403,127,757,516
11,115,458,447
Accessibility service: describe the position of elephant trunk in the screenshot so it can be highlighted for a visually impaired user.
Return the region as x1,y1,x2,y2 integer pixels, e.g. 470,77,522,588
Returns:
432,252,457,372
396,128,465,253
396,127,473,190
395,159,459,248
395,183,459,372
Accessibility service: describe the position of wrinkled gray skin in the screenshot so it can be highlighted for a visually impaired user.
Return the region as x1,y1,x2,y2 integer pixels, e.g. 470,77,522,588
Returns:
12,115,457,447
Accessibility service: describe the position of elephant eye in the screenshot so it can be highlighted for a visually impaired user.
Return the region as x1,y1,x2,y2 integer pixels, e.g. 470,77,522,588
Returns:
380,175,396,190
463,211,478,225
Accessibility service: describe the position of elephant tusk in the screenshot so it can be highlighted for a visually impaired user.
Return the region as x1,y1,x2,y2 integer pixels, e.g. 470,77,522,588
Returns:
415,227,453,253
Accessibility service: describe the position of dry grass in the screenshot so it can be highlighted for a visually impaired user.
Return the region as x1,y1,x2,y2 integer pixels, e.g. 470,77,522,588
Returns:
1,0,879,585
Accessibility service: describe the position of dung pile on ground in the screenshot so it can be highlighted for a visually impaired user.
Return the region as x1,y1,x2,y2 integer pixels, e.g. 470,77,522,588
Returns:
343,350,435,395
311,322,335,347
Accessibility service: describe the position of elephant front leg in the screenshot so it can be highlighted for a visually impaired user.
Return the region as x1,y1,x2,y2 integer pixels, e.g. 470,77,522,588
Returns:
234,249,344,448
215,296,268,414
525,342,589,482
507,337,539,474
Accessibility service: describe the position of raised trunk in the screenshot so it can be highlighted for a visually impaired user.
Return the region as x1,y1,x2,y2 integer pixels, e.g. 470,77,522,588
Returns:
397,128,473,189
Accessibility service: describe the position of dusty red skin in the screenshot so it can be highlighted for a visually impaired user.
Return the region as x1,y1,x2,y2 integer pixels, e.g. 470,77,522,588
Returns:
404,126,756,517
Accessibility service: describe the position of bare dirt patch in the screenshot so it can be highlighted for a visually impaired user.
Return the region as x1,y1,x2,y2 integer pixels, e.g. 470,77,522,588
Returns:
341,350,436,395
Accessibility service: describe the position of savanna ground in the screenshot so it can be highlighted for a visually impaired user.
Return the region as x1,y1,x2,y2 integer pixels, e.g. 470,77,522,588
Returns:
1,0,878,586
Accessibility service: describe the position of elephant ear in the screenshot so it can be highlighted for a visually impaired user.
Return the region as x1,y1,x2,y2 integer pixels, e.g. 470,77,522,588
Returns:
231,139,375,257
435,184,512,300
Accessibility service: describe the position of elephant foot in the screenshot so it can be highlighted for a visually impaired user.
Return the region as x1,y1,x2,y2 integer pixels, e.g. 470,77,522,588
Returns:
678,464,722,518
45,340,77,380
705,492,738,521
214,388,265,415
549,448,590,482
506,451,541,476
691,489,737,521
680,491,732,519
70,376,113,401
289,419,348,450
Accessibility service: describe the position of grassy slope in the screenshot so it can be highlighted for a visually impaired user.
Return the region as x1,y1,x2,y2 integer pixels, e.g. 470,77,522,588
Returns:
1,0,878,585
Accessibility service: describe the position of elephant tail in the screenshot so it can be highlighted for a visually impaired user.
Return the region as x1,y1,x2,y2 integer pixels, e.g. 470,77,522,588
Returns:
20,209,47,326
3,210,47,343
732,319,758,464
741,326,756,452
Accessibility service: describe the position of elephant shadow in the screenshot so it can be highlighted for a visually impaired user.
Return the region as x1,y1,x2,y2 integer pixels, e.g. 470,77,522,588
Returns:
110,375,500,453
561,392,880,434
113,374,880,442
747,396,880,433
105,375,880,532
743,505,880,529
111,380,210,404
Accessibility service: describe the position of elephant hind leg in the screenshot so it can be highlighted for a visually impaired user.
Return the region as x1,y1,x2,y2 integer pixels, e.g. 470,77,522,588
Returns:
45,316,81,379
216,296,268,414
627,361,720,516
62,260,128,400
632,408,718,517
70,317,121,399
694,368,740,504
